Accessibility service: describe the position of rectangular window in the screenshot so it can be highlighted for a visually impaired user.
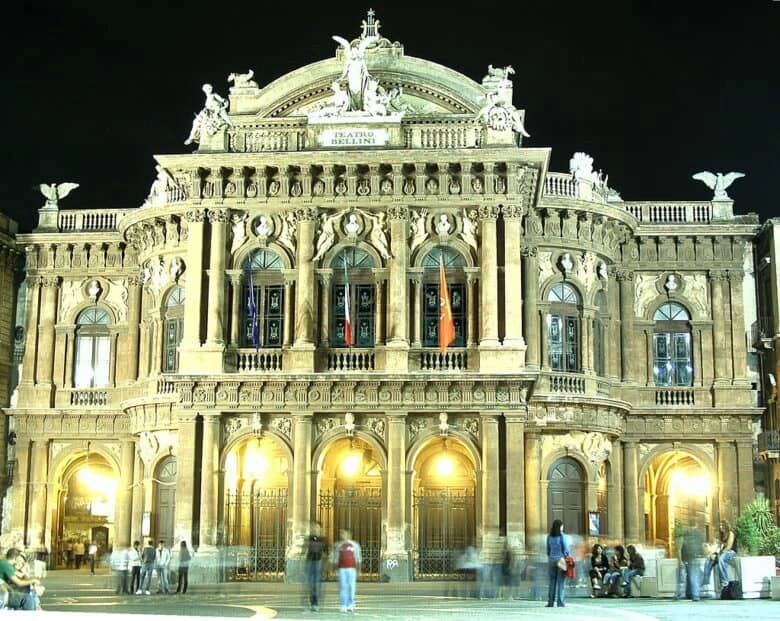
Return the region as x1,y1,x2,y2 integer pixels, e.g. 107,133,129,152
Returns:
74,336,110,388
243,285,284,348
422,282,466,348
330,283,375,347
548,314,579,371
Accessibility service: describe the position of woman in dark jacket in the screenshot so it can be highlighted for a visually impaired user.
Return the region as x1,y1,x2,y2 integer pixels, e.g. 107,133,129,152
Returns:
589,543,610,595
545,519,571,608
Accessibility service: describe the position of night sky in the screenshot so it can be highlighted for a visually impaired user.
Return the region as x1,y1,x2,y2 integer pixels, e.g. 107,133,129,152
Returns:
3,1,778,234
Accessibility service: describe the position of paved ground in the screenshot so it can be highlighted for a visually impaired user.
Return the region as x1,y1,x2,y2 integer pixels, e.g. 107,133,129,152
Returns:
30,568,779,621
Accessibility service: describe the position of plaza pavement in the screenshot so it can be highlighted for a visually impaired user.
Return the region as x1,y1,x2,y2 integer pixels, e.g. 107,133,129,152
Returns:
31,567,779,621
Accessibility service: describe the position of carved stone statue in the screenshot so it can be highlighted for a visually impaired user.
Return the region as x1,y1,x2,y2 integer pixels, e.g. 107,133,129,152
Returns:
184,83,234,145
569,152,600,183
332,34,379,112
692,171,745,201
227,69,259,89
37,182,79,209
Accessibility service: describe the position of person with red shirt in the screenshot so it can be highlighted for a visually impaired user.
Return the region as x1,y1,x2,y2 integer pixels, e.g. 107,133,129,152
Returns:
331,529,362,613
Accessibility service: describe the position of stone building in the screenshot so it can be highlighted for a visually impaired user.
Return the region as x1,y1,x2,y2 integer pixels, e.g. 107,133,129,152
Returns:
3,14,763,580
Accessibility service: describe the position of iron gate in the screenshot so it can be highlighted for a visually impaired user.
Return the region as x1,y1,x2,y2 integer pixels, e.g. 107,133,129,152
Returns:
224,488,287,581
318,488,381,580
413,489,476,579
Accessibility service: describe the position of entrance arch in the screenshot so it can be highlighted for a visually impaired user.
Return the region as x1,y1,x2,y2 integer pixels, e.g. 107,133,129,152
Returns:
547,457,586,536
412,437,476,579
643,449,712,554
317,436,384,580
223,434,290,580
55,449,118,567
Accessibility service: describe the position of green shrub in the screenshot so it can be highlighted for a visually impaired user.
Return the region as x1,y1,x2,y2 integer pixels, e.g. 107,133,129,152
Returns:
734,496,779,560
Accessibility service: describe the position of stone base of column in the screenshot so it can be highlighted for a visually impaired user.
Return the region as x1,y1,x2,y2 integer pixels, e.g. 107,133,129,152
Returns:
178,344,225,373
379,553,412,582
476,346,525,371
380,344,409,372
288,346,316,372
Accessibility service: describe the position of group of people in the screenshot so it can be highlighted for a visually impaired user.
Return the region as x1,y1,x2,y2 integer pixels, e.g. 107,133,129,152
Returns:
63,538,98,571
677,519,738,601
587,542,645,598
109,539,192,596
304,522,363,613
0,548,46,610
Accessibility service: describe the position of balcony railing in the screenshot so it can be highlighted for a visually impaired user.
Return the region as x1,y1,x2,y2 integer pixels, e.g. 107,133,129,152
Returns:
622,202,712,224
235,349,284,372
418,349,469,371
327,349,376,371
654,387,696,406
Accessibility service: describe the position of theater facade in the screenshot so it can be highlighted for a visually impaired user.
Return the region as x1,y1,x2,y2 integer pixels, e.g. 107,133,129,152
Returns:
5,14,762,581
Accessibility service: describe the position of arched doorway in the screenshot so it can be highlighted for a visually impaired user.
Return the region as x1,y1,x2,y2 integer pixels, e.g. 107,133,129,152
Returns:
223,433,290,580
547,457,586,536
644,450,711,554
56,449,118,567
317,436,383,580
413,437,476,579
155,456,177,546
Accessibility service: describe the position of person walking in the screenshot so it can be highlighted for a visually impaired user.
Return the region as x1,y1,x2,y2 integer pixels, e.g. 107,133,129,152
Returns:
175,541,192,594
545,518,571,608
304,521,327,611
677,523,705,601
137,539,156,595
332,529,362,613
155,540,171,594
110,545,130,594
87,540,98,575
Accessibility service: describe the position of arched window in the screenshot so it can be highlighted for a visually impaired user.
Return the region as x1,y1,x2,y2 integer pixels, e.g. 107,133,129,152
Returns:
330,247,375,347
243,249,284,348
653,302,693,386
547,282,580,372
74,307,111,388
422,247,466,348
163,286,185,372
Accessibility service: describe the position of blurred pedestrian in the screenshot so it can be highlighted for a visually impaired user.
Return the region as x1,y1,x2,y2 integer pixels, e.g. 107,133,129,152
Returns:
110,545,130,594
678,523,705,601
87,540,98,575
128,541,142,594
332,529,362,613
304,521,327,611
175,540,192,594
545,518,571,608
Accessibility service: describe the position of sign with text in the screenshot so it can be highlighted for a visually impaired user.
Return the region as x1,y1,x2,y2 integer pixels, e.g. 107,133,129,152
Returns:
317,128,389,147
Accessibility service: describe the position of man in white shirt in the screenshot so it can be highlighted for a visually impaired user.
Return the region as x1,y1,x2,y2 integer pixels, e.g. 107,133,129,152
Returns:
154,540,171,594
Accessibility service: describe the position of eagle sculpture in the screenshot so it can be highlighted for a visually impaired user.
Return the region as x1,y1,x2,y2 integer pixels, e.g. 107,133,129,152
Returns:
692,171,744,201
37,182,80,208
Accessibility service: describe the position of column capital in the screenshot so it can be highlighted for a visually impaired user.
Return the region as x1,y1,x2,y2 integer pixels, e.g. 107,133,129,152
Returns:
207,208,228,223
477,205,500,220
185,208,207,223
501,204,526,219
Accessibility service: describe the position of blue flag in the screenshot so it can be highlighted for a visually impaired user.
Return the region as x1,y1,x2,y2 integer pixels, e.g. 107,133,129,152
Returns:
247,264,259,351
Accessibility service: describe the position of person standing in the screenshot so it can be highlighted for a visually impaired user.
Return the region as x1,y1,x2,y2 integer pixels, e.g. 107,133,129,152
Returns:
545,518,571,608
175,541,192,594
87,540,98,575
128,541,142,594
138,539,156,595
304,521,327,611
110,545,130,594
74,540,85,569
155,540,171,594
332,529,362,613
677,523,704,601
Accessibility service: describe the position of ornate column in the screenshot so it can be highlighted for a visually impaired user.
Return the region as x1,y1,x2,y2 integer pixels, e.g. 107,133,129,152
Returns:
27,439,49,547
115,439,136,547
118,276,143,383
728,270,746,381
131,450,144,543
502,206,525,349
283,273,294,348
290,413,313,550
292,208,317,372
505,413,526,544
174,414,197,545
318,273,332,347
478,206,500,348
521,247,539,368
386,207,409,371
205,208,228,347
607,438,624,539
179,209,206,369
616,271,635,383
199,414,220,548
716,439,740,524
623,441,640,541
20,273,41,384
384,412,408,578
227,273,241,347
410,276,422,348
709,270,728,384
37,276,59,388
524,432,542,554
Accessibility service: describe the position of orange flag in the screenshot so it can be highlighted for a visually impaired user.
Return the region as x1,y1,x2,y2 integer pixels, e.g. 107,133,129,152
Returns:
439,258,455,353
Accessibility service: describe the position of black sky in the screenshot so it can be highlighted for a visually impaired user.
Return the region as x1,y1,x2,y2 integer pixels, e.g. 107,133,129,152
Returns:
3,1,778,233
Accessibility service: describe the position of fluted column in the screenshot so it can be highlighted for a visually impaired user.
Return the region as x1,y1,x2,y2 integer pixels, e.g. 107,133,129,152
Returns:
386,206,409,346
505,414,525,543
20,274,41,384
294,208,317,347
623,441,639,541
709,270,728,383
206,209,228,346
37,277,59,387
199,414,220,547
290,413,313,546
131,450,144,542
174,415,197,545
478,207,500,348
502,206,525,348
115,439,136,547
607,439,623,539
385,413,407,555
521,247,539,368
728,270,746,381
180,209,206,358
617,271,636,382
27,439,49,547
524,432,542,553
480,414,501,545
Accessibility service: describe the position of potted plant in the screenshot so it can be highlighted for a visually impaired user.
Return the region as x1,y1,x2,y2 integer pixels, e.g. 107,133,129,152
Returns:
733,496,780,594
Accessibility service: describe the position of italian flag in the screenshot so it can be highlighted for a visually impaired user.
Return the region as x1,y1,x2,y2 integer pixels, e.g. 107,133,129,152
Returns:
344,261,352,347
